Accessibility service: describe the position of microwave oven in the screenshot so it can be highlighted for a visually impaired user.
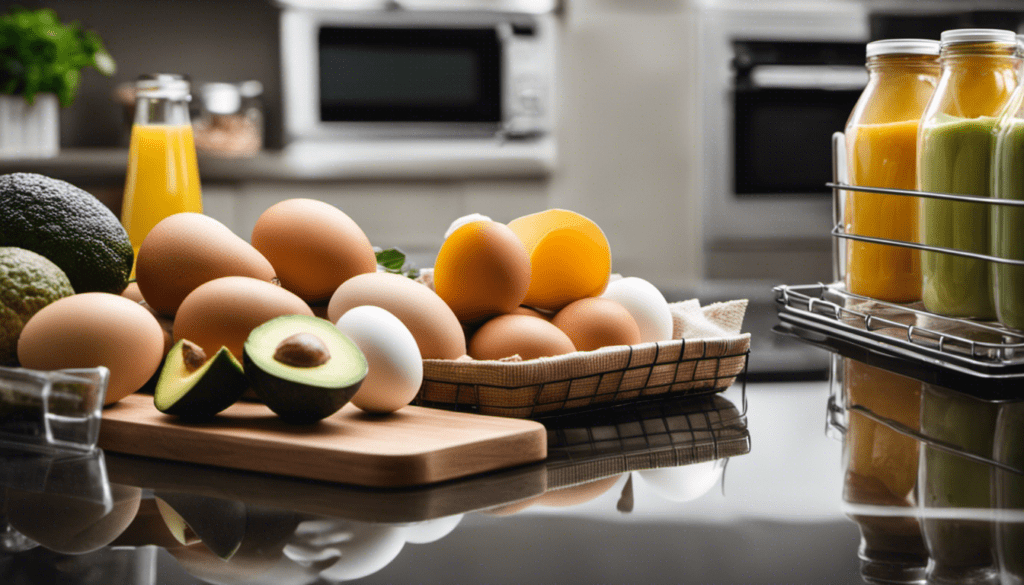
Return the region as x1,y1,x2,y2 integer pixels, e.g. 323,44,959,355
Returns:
279,2,557,156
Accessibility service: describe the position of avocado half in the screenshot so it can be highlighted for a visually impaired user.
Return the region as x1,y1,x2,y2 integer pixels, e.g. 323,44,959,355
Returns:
154,339,248,418
243,314,368,423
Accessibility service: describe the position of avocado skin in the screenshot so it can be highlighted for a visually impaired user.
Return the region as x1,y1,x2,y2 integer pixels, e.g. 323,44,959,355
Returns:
243,350,363,424
0,173,133,294
155,346,248,419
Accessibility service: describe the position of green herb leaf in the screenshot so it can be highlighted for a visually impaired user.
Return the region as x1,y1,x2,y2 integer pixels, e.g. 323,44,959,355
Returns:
374,248,420,279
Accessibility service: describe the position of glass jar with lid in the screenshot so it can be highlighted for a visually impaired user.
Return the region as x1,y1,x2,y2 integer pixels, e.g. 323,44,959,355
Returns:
844,39,940,303
918,29,1021,320
990,37,1024,331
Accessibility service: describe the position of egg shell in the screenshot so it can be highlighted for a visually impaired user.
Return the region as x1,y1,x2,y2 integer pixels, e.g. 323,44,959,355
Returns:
433,220,531,322
327,272,465,360
251,199,377,302
600,277,674,343
335,305,423,414
506,209,612,311
508,306,552,321
174,276,314,360
468,314,576,361
552,297,642,352
136,213,276,317
17,292,165,405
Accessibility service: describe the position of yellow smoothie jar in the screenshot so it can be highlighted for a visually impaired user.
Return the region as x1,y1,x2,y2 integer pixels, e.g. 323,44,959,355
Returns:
844,39,940,302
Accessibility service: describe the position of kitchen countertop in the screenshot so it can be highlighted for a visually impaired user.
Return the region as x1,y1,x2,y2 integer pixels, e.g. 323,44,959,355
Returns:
2,349,1021,584
0,143,555,184
0,381,864,584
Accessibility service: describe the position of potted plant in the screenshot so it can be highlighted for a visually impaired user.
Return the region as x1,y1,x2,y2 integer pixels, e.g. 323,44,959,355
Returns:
0,7,115,158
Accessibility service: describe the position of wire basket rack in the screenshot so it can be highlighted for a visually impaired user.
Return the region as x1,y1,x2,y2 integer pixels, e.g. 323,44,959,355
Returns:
775,132,1024,396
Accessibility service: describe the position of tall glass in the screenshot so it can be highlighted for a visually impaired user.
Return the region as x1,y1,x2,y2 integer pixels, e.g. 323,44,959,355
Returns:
844,40,939,302
918,29,1020,319
120,74,203,275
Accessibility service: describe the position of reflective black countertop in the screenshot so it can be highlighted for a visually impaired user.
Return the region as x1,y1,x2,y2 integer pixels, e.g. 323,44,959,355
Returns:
4,367,1019,585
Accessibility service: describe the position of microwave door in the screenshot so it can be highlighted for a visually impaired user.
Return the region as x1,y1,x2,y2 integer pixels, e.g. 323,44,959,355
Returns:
317,26,502,138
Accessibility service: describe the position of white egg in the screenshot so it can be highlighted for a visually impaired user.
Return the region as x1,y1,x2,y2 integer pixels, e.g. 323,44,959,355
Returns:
401,514,464,544
335,305,423,413
636,459,726,503
444,213,492,239
600,277,674,343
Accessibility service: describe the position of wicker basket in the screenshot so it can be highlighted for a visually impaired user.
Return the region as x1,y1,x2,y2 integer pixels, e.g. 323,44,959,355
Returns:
414,299,750,418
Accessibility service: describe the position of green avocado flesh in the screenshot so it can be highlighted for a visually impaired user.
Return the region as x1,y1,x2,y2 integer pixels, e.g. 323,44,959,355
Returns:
244,315,367,423
154,340,247,418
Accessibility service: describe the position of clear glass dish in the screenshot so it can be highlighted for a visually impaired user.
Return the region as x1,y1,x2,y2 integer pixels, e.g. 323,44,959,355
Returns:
0,366,109,452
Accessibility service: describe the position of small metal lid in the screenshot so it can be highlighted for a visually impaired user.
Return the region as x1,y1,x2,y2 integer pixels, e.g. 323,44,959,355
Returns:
136,74,191,100
940,28,1018,45
866,39,940,58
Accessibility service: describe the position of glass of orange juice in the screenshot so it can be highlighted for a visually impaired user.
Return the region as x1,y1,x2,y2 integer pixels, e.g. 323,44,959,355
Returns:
121,74,202,274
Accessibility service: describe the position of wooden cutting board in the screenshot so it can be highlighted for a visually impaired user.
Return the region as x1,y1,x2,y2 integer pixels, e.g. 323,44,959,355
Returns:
99,394,547,488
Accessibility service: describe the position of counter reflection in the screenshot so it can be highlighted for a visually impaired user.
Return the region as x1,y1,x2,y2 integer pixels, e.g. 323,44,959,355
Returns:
833,357,1024,585
0,392,749,584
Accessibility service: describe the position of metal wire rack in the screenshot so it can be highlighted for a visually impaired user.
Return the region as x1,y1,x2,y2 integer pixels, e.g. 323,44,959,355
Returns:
774,132,1024,395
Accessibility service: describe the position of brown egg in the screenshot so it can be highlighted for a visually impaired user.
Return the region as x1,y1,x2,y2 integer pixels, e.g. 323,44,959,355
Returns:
433,220,531,322
121,281,144,303
6,483,142,555
327,272,465,360
468,314,576,360
252,199,377,302
509,306,552,321
174,276,314,360
136,213,277,317
553,297,642,352
17,293,166,405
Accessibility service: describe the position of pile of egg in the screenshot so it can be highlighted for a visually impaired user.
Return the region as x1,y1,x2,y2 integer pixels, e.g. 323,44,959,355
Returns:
18,200,675,412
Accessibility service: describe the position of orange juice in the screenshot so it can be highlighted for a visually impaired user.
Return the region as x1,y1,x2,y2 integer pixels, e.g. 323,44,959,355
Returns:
121,124,203,268
845,119,922,301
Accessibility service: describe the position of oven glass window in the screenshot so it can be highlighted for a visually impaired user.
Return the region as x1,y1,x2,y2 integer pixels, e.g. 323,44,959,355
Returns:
318,27,501,122
733,88,861,196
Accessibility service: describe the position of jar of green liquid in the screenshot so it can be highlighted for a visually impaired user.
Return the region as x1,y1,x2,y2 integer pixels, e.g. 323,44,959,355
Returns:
918,29,1020,320
992,58,1024,331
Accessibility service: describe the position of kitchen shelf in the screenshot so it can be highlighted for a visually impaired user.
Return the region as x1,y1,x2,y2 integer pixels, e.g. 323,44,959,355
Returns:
0,143,554,184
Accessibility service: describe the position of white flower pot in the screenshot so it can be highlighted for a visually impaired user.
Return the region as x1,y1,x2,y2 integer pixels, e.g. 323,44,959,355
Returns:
0,93,60,159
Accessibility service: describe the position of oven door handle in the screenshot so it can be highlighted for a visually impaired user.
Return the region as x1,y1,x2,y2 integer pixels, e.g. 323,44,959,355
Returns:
748,65,867,91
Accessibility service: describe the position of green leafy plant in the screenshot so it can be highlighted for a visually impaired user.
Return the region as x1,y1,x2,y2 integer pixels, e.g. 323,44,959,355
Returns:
0,7,115,107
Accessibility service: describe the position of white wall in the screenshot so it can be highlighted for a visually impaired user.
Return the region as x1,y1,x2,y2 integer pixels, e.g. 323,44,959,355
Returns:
549,0,703,293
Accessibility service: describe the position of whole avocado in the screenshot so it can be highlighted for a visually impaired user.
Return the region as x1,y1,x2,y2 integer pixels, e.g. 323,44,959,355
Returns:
0,247,75,365
0,173,133,294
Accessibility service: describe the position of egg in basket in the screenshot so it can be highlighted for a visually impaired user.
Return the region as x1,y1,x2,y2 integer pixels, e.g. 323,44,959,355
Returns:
6,178,748,422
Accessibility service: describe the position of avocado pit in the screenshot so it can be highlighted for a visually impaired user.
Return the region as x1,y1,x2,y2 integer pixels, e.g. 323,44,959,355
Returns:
181,340,207,372
273,333,330,367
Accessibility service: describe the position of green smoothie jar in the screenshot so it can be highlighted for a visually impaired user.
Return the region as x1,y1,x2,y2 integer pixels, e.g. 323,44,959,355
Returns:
918,29,1020,320
991,66,1024,331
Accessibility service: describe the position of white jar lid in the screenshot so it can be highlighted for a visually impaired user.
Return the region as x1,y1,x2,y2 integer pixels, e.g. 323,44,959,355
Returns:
866,39,940,58
940,28,1018,45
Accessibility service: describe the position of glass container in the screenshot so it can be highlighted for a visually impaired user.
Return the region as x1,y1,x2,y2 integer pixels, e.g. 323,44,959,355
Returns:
0,366,109,452
120,73,203,275
991,50,1024,331
844,39,939,303
918,29,1020,319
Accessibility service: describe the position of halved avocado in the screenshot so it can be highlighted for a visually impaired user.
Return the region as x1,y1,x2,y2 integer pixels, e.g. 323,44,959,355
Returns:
243,314,367,423
154,492,247,560
154,339,248,418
